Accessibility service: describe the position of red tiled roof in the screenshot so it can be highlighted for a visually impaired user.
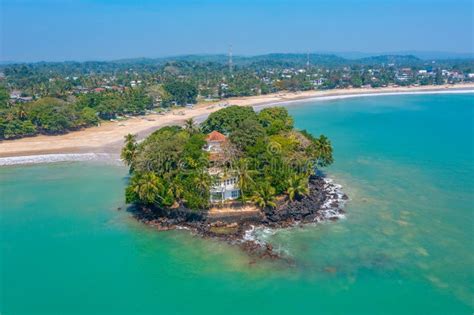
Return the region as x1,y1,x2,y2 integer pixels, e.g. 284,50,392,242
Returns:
206,130,227,142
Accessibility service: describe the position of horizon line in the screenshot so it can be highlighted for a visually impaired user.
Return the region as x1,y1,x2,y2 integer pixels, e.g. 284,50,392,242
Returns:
2,50,474,65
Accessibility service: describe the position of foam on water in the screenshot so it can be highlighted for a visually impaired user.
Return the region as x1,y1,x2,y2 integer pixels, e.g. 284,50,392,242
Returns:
0,153,121,166
316,177,348,222
243,177,348,253
243,225,275,246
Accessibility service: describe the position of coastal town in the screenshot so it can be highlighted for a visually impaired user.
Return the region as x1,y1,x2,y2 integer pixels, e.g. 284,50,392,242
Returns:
3,54,474,105
1,53,473,142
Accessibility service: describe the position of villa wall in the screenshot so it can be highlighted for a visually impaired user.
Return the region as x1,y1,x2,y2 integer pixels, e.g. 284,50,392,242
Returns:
207,205,262,223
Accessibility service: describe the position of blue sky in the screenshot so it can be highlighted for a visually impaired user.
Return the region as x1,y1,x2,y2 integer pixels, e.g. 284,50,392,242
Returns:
1,0,473,62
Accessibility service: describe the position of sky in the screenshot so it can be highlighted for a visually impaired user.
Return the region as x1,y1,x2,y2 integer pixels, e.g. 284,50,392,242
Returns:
1,0,473,62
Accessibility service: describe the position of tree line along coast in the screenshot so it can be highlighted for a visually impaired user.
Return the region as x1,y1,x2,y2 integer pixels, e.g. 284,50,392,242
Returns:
1,53,473,140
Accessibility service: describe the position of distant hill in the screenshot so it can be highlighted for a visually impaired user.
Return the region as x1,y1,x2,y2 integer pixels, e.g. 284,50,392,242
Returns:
156,53,422,67
141,53,377,67
2,53,473,71
245,53,346,65
329,51,474,60
355,55,422,66
3,51,473,65
387,51,473,60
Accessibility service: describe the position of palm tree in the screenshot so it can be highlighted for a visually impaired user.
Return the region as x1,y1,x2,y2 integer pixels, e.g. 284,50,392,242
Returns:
193,169,212,196
314,135,334,167
16,105,28,120
167,178,184,200
286,174,309,201
124,133,136,144
121,133,137,169
234,158,256,202
130,172,164,205
5,111,15,122
183,118,197,134
252,182,277,209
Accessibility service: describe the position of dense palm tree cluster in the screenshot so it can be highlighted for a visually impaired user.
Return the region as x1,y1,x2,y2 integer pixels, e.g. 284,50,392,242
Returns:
122,106,334,211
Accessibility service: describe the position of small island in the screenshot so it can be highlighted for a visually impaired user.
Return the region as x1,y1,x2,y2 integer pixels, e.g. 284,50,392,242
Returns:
122,105,347,259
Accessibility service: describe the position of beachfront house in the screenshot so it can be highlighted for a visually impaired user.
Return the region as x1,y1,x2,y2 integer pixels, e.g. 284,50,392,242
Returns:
209,170,240,203
204,131,240,203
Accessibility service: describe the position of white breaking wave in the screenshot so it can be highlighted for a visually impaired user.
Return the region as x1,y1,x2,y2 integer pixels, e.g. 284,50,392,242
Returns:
243,225,274,246
243,177,348,250
315,177,348,222
0,153,121,166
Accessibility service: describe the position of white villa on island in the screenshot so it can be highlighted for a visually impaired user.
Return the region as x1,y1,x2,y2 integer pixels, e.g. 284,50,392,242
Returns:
204,131,240,203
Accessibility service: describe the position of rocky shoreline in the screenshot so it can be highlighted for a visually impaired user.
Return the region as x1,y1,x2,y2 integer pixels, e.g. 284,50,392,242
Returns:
129,175,348,260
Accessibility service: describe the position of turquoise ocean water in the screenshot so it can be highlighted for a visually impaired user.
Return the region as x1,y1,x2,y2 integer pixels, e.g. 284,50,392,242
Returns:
1,93,473,314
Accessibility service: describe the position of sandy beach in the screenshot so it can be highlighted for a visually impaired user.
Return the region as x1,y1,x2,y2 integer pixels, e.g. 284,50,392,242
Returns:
1,83,473,159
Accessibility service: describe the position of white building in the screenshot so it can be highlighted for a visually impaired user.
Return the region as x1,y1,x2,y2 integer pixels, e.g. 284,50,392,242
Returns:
209,174,240,203
204,131,240,203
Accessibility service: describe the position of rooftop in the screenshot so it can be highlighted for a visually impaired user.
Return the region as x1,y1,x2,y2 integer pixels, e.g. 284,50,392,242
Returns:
206,130,227,142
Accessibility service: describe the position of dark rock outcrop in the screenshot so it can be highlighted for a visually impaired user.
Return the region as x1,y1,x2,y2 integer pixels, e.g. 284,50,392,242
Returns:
129,176,347,260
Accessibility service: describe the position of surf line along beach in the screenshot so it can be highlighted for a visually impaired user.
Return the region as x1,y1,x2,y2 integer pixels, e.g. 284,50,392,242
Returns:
1,84,473,162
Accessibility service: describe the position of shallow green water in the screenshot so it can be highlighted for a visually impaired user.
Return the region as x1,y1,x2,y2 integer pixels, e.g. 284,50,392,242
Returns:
1,94,473,314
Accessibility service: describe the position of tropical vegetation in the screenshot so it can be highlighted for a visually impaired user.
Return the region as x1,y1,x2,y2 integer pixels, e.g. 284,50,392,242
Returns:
0,86,152,139
123,106,334,211
1,53,472,139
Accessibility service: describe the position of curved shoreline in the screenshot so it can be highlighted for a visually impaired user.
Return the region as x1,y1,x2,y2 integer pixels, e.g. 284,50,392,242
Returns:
1,85,473,162
253,88,474,109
